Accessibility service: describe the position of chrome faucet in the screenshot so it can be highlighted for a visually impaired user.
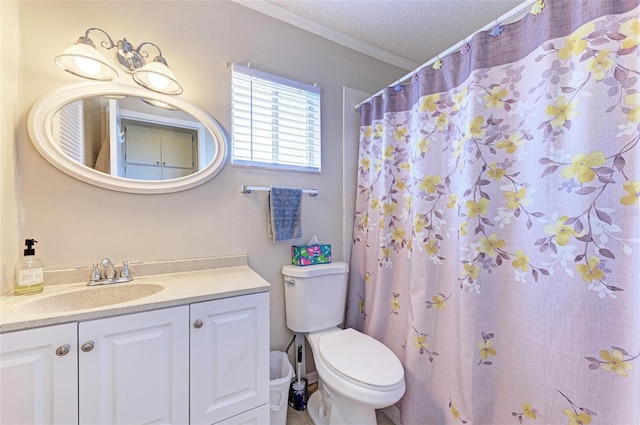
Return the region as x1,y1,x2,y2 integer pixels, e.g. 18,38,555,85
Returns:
100,258,118,279
76,259,143,286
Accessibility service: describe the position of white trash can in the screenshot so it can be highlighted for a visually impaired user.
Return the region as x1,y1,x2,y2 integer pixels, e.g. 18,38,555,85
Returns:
270,351,294,425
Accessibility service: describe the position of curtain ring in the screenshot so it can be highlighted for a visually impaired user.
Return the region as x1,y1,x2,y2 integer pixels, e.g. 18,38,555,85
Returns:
461,38,471,56
490,21,504,38
433,56,443,70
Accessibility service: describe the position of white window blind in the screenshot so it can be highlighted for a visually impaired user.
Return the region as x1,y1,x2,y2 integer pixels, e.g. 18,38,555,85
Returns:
54,100,84,163
231,64,321,172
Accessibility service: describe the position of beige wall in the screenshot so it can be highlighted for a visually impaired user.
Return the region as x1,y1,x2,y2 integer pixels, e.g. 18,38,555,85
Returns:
1,1,20,297
7,0,404,350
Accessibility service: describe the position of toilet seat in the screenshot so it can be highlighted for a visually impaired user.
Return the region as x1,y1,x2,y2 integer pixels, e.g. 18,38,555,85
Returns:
318,328,404,391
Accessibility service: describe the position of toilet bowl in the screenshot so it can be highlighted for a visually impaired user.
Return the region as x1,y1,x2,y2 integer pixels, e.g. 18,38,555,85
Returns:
306,327,405,425
282,262,405,425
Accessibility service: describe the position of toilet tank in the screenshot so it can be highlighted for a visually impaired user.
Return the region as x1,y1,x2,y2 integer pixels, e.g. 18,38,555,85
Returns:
283,262,349,333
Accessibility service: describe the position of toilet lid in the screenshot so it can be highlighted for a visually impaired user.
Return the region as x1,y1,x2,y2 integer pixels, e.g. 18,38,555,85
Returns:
319,328,403,389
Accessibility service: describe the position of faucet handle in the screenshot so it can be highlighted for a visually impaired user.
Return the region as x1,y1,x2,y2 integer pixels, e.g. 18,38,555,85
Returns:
121,260,143,278
75,264,102,281
91,264,101,280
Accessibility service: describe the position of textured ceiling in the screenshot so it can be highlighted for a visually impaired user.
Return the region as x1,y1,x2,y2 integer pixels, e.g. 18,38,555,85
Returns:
254,0,527,70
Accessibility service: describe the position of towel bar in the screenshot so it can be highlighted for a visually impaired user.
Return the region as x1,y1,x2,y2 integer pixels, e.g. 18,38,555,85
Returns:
241,185,319,197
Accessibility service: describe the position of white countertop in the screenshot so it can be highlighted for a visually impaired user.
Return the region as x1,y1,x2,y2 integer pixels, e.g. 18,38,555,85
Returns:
0,264,270,333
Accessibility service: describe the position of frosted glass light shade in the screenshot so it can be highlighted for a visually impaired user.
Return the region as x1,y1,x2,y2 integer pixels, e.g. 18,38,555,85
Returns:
54,43,118,81
133,61,183,95
140,97,178,110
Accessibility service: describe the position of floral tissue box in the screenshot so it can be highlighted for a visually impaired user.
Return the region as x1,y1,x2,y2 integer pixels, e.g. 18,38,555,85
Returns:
291,244,332,266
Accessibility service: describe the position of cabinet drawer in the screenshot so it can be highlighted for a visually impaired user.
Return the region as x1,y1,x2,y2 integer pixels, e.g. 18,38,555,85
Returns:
214,403,270,425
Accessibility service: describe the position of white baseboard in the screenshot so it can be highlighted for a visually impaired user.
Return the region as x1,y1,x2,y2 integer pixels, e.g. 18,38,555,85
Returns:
305,370,318,385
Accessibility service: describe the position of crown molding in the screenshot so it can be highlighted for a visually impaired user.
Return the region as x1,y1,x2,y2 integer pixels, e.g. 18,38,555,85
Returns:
232,0,418,71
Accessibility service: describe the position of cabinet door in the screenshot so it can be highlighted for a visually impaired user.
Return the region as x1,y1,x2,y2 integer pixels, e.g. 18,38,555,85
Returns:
124,163,164,180
190,292,269,425
79,306,189,425
0,322,77,425
125,122,162,166
162,128,194,168
162,166,194,180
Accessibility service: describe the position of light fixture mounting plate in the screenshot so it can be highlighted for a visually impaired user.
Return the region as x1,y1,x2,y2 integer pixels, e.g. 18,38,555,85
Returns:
115,51,144,73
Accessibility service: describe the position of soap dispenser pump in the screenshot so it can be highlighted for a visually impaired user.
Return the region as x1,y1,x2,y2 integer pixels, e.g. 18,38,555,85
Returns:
14,239,44,295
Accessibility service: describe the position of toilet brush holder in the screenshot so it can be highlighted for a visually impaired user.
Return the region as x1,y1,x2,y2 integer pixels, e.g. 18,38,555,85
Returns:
288,376,308,411
288,344,308,411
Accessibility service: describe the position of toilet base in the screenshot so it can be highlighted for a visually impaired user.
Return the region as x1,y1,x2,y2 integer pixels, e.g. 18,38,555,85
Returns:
307,392,328,425
307,388,378,425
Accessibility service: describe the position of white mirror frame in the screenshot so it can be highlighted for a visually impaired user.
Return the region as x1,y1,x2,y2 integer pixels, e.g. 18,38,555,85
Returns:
28,82,228,194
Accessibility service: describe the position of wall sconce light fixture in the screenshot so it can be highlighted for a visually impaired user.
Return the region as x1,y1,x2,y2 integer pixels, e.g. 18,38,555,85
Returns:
55,27,183,95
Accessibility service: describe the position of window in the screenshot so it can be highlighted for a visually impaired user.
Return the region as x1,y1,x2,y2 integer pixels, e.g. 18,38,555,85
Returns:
231,64,321,172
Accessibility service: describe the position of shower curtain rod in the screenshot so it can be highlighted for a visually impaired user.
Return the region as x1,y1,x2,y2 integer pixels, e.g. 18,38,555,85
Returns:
354,0,538,111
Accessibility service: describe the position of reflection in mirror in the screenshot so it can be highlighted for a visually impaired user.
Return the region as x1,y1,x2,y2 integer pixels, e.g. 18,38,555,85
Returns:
28,82,227,194
53,96,217,181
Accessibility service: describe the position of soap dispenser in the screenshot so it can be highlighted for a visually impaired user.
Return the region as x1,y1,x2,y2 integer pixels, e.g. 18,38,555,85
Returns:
14,239,44,295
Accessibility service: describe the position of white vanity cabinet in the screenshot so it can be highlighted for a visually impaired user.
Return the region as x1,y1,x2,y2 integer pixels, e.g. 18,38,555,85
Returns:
0,290,270,425
0,322,78,425
78,305,190,424
190,292,269,425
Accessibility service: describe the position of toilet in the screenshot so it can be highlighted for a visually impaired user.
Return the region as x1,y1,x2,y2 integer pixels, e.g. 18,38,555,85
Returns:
283,262,405,425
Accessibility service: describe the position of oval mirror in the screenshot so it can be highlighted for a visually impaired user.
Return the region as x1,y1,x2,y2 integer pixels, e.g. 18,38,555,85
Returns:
28,82,228,194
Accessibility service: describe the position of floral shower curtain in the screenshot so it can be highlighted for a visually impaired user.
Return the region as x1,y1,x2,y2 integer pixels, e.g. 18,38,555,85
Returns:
346,1,640,424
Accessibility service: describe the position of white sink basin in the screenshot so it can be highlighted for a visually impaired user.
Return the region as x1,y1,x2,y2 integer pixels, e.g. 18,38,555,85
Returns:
19,284,165,314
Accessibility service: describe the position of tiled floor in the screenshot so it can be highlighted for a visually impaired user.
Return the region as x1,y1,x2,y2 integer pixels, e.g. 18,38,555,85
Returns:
286,406,395,425
284,384,396,425
285,405,313,425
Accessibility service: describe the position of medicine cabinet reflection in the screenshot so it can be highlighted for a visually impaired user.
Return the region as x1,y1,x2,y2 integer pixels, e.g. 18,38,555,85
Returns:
54,96,216,180
28,83,228,194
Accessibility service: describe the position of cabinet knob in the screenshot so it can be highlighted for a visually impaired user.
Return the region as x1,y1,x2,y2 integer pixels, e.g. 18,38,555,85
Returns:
56,344,70,356
193,319,203,329
81,341,95,352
